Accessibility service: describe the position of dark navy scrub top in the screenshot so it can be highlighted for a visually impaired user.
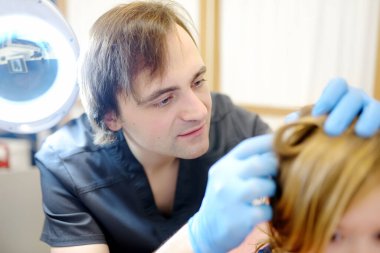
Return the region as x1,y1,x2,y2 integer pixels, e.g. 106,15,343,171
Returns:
35,93,270,252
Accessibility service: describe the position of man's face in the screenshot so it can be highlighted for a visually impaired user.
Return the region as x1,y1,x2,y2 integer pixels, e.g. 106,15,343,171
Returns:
109,25,212,161
325,186,380,253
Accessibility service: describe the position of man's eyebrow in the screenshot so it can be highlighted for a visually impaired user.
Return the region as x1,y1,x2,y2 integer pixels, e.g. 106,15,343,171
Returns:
137,66,207,106
137,86,179,105
192,66,207,83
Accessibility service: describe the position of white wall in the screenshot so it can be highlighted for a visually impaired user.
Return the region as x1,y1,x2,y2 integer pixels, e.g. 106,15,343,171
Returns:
220,0,380,108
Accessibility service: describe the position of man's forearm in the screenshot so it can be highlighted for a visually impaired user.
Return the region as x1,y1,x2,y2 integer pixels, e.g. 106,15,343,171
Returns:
51,244,110,253
155,223,194,253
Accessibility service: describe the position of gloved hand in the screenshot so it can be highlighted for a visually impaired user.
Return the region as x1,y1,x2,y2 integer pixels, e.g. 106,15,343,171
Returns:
312,77,380,137
188,134,277,253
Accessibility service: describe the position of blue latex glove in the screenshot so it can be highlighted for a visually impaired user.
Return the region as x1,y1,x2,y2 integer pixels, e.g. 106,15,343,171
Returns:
188,134,277,253
312,77,380,137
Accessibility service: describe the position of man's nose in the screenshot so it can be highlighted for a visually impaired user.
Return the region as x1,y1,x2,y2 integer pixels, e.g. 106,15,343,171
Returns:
179,90,208,121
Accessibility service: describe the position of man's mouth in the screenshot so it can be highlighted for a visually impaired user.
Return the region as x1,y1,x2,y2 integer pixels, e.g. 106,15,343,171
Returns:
178,124,205,137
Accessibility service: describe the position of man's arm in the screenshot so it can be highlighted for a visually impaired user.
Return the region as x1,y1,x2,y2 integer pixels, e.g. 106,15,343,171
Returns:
159,135,276,253
51,244,110,253
155,224,194,253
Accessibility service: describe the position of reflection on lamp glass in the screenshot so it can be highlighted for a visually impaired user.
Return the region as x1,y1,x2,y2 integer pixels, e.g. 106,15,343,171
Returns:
0,31,57,101
0,14,77,127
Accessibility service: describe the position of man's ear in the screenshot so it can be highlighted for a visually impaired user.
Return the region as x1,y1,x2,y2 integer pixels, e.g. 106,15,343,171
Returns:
104,112,122,131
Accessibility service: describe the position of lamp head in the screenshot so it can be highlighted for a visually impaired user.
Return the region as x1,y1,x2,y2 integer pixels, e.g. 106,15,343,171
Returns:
0,0,79,133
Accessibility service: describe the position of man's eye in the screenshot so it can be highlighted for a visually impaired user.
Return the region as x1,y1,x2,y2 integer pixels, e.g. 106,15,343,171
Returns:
153,96,173,107
194,79,206,88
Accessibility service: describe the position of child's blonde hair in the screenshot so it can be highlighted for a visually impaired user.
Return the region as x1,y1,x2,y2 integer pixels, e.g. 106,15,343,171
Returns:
265,108,380,252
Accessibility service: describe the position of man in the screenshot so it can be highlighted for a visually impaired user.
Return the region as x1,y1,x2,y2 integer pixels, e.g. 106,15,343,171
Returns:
35,1,380,253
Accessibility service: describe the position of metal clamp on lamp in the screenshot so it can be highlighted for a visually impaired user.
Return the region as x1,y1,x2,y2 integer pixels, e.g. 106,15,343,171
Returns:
0,0,79,133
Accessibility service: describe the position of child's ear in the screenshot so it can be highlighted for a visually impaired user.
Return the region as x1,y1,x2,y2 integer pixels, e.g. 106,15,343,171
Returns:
104,112,122,131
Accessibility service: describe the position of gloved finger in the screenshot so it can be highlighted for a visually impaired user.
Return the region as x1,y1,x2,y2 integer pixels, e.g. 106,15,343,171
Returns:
312,78,348,116
284,111,300,123
238,152,278,179
238,204,273,235
231,134,273,160
324,88,364,136
250,204,273,224
355,99,380,137
240,177,276,202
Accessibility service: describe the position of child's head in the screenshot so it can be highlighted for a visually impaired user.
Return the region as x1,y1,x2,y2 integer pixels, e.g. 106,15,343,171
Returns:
268,111,380,253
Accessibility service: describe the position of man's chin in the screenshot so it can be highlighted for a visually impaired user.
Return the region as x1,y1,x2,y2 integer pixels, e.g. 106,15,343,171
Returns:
179,143,209,159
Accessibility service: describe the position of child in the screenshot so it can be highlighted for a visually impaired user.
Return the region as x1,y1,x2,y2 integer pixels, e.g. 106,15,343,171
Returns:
258,109,380,253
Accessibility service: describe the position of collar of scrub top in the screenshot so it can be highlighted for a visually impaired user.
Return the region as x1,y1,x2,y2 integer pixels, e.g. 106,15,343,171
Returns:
0,0,79,134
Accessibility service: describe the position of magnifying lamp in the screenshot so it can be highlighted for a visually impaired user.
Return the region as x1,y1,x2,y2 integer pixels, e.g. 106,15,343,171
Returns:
0,0,79,133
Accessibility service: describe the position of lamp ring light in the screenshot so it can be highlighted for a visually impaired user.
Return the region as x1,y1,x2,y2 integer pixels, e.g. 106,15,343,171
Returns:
0,0,79,133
